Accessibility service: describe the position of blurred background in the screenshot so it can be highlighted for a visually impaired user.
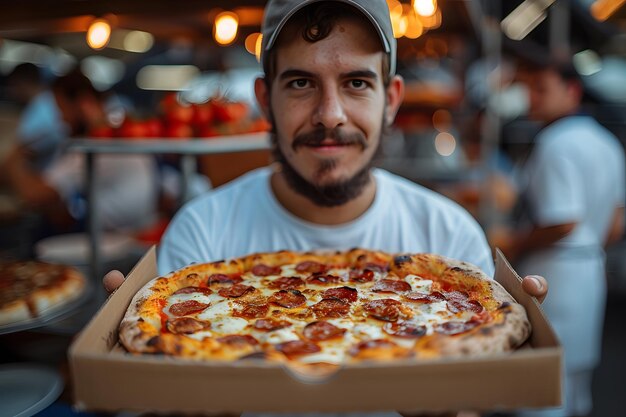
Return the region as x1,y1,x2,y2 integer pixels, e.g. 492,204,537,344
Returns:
0,0,625,416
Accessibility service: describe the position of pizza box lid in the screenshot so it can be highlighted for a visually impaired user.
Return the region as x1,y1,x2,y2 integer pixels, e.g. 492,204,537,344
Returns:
69,247,562,415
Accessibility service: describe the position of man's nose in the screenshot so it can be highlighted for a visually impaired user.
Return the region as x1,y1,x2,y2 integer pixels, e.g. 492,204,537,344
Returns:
312,87,347,129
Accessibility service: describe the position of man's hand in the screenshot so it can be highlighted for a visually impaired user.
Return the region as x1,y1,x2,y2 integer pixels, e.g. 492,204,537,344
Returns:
103,270,126,294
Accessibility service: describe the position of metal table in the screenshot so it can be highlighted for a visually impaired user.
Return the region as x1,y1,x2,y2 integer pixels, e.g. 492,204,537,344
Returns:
67,132,270,281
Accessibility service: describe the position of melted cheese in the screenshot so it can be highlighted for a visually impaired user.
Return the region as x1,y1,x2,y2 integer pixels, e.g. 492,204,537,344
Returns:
405,275,433,292
262,327,300,344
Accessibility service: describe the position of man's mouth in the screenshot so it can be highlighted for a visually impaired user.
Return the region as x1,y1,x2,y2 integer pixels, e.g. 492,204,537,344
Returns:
306,139,351,148
292,128,368,151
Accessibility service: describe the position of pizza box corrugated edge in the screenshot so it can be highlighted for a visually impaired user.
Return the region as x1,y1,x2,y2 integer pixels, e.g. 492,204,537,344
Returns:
69,247,563,414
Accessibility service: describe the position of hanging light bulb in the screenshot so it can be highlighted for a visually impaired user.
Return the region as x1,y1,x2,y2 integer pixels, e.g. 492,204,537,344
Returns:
413,0,437,17
214,11,239,46
87,19,111,50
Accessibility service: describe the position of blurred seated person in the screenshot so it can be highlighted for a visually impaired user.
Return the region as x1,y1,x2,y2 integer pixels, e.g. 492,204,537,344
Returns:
0,68,159,235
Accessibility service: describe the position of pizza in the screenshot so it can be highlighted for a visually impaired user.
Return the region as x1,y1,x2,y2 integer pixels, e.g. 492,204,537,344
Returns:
0,260,87,326
119,249,531,368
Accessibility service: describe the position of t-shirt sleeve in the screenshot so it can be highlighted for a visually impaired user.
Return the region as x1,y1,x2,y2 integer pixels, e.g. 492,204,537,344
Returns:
528,152,583,226
157,204,214,275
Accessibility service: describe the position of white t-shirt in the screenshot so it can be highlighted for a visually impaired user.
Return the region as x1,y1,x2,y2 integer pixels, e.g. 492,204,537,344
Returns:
523,115,625,248
158,167,494,276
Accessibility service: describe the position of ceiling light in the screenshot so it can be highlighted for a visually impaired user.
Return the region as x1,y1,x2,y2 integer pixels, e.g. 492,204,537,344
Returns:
87,19,111,50
214,12,239,46
413,0,437,17
501,0,556,41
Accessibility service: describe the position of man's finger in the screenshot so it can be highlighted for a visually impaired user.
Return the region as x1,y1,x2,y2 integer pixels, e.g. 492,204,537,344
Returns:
103,270,126,294
522,275,548,304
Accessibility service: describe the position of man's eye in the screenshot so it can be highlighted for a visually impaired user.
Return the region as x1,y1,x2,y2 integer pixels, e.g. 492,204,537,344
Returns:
290,79,310,89
349,80,368,90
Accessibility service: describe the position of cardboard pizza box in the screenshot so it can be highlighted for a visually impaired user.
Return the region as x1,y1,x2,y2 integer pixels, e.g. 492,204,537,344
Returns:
69,247,562,414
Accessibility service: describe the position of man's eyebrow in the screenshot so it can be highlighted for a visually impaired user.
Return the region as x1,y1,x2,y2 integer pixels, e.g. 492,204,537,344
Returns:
278,69,379,81
279,69,315,80
341,70,378,80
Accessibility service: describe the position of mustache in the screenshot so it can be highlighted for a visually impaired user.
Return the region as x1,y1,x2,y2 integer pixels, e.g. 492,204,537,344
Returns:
291,127,368,151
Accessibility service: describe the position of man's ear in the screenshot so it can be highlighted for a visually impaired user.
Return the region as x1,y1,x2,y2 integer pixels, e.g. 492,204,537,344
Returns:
254,77,271,120
384,75,405,126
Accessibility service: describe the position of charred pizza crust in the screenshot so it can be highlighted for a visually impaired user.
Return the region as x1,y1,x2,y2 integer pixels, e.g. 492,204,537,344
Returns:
0,261,86,325
119,249,531,364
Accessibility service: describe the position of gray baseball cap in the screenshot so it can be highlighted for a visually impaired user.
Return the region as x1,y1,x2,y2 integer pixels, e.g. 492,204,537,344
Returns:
261,0,397,77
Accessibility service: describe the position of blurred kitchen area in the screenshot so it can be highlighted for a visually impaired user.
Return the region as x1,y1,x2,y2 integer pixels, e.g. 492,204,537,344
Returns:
1,0,626,416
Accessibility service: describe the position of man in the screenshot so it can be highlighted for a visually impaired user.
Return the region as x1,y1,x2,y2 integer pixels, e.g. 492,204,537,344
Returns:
496,57,625,417
105,0,547,415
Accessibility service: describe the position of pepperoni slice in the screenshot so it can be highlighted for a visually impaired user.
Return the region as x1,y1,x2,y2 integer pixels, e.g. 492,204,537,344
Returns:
311,298,351,318
233,303,269,319
218,284,256,298
295,261,327,274
349,269,375,282
363,299,403,322
275,340,321,358
166,317,211,334
440,291,484,314
217,334,259,346
173,286,213,296
207,273,243,286
349,339,397,356
307,273,340,285
251,264,282,276
363,263,389,273
372,279,412,294
447,299,484,314
323,286,358,303
382,321,427,338
169,300,209,316
303,321,346,341
403,291,445,303
434,320,479,335
254,318,292,331
268,290,307,308
268,276,305,290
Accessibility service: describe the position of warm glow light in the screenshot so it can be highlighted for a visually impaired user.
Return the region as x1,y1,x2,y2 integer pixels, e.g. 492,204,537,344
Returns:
413,0,437,17
387,0,403,18
420,8,442,29
255,34,263,62
392,15,408,38
405,15,423,39
434,132,456,156
214,12,239,45
245,33,260,54
87,19,111,50
590,0,626,21
244,33,263,62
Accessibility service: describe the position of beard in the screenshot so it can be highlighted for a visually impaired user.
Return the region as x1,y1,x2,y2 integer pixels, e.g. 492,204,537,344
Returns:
270,115,386,207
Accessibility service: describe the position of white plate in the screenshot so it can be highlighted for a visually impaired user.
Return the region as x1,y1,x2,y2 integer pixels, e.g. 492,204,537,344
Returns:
0,363,63,417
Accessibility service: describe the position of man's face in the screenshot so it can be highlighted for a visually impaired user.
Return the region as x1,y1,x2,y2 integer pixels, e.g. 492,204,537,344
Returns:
257,17,400,205
526,68,576,124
